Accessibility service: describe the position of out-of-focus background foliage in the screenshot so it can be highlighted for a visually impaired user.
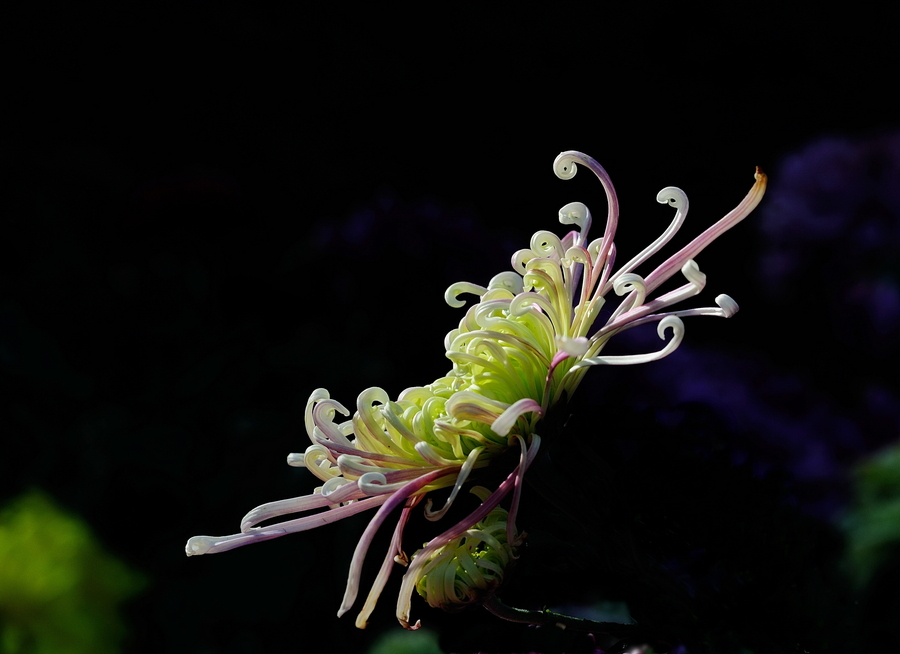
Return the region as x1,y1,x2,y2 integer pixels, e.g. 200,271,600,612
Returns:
3,4,899,653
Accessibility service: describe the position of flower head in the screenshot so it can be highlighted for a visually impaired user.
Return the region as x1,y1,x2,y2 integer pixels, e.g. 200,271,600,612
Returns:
185,151,766,629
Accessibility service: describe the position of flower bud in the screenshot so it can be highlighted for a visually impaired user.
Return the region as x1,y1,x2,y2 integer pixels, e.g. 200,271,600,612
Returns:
412,489,518,611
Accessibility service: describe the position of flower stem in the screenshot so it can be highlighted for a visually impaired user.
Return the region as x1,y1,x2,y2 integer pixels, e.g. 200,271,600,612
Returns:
482,596,640,637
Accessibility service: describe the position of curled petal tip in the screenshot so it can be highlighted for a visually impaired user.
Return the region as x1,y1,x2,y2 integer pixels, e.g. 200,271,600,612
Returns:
444,282,487,308
185,536,214,556
656,186,687,208
715,294,739,317
557,201,591,236
680,259,707,288
657,314,684,339
553,152,579,180
490,398,543,437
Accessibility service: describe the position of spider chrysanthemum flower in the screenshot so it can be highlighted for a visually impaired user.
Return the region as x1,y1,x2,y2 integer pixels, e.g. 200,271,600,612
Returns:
185,151,766,630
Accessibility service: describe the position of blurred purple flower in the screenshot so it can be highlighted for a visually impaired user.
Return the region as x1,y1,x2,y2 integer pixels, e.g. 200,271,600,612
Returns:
759,131,900,353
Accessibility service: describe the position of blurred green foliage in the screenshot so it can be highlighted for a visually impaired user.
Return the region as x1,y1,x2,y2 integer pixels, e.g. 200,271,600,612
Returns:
844,443,900,587
0,490,144,654
364,627,442,654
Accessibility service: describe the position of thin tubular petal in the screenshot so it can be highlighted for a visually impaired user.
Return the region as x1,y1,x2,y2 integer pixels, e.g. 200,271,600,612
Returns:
424,446,485,521
611,272,647,318
665,294,741,320
240,481,368,531
313,432,423,466
490,398,543,437
444,391,510,424
506,434,537,547
642,168,767,295
557,201,592,247
601,260,706,334
189,495,389,556
445,282,488,308
396,439,541,628
338,468,459,618
358,472,416,495
414,441,459,466
312,401,354,447
604,186,688,293
354,387,391,451
304,388,332,437
354,501,418,629
574,315,685,368
553,151,620,285
487,271,524,295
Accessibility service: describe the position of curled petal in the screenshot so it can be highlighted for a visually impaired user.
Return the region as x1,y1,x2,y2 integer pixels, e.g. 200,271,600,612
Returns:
553,152,580,180
558,201,592,246
613,272,647,309
563,244,590,265
511,248,537,274
606,186,688,292
490,398,543,437
424,446,485,521
414,441,458,466
338,468,458,619
444,391,510,425
530,230,565,260
553,151,620,271
322,476,354,497
574,315,685,368
313,431,422,466
398,386,434,405
604,259,707,333
358,472,410,495
353,387,393,452
301,444,341,481
681,258,707,288
337,454,394,478
715,293,739,318
445,282,488,308
304,388,332,436
643,167,767,294
657,186,688,210
487,271,524,295
667,293,741,321
313,399,353,447
509,292,557,322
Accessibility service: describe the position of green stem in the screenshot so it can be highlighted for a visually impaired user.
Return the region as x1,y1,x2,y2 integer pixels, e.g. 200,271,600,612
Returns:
482,596,641,639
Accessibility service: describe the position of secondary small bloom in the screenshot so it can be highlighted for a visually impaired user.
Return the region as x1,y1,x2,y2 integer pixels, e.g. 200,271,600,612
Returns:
185,151,766,630
410,487,520,612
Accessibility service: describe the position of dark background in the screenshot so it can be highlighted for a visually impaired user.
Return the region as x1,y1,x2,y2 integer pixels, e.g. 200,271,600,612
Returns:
4,4,900,653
